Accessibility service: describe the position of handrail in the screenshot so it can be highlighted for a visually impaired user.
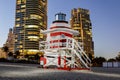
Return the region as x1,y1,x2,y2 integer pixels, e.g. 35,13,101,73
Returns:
39,38,91,68
73,39,91,63
73,39,91,68
73,49,89,68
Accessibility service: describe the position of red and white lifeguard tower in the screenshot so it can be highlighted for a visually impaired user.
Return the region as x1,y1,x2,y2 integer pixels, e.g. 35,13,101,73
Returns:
40,13,91,69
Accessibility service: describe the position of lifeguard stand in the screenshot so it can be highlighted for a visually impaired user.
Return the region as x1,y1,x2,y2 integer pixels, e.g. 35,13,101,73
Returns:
40,13,91,69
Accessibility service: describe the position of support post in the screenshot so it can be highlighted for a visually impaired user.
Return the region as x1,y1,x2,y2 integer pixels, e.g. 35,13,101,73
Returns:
58,55,61,67
64,56,66,68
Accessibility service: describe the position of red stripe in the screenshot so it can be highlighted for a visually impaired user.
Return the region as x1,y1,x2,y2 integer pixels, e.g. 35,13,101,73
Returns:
50,39,66,43
50,26,71,29
50,32,72,37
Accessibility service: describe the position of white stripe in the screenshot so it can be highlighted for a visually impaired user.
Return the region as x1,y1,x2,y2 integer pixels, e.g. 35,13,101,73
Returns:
42,28,79,35
50,23,70,28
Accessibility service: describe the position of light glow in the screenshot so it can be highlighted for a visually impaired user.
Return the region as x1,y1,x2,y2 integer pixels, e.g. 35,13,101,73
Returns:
25,25,39,28
28,36,39,39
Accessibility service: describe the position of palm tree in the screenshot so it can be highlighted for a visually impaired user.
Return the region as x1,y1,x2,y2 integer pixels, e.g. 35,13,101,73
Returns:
14,51,20,58
115,52,120,61
8,52,13,57
92,57,106,67
2,46,9,58
2,46,9,53
107,58,116,62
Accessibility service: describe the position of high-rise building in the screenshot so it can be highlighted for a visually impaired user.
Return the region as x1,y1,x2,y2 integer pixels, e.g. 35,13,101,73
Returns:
70,8,94,59
4,28,14,53
14,0,47,56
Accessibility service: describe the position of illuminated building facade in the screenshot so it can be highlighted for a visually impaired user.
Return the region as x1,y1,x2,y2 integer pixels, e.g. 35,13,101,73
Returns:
14,0,47,55
0,48,7,58
70,8,94,59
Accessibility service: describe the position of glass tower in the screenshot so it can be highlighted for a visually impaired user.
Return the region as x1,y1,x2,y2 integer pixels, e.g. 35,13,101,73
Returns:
14,0,47,55
70,8,94,59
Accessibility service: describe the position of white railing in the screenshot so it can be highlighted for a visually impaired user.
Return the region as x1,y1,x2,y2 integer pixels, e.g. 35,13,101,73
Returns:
39,38,72,50
39,38,91,68
73,39,91,68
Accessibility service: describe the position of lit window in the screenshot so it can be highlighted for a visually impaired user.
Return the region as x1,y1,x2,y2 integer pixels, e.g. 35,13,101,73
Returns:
21,0,26,3
28,50,39,52
28,32,39,35
20,30,23,33
21,5,26,8
30,14,42,20
25,25,39,28
19,50,22,53
20,41,22,44
40,34,43,38
23,17,28,20
21,9,25,12
15,39,18,42
40,22,43,26
28,36,39,41
16,24,20,27
19,45,23,48
16,18,20,21
29,38,38,41
16,10,20,13
17,0,21,4
28,36,39,39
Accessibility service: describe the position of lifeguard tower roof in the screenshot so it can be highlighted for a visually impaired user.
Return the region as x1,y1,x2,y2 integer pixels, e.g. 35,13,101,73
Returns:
42,12,79,35
53,12,68,23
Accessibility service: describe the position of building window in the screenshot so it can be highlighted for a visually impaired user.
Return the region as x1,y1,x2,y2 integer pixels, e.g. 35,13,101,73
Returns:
21,5,26,8
16,24,20,27
16,18,20,21
28,32,39,35
21,0,26,3
17,0,21,4
16,10,20,13
30,14,42,20
21,9,25,12
25,25,39,28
